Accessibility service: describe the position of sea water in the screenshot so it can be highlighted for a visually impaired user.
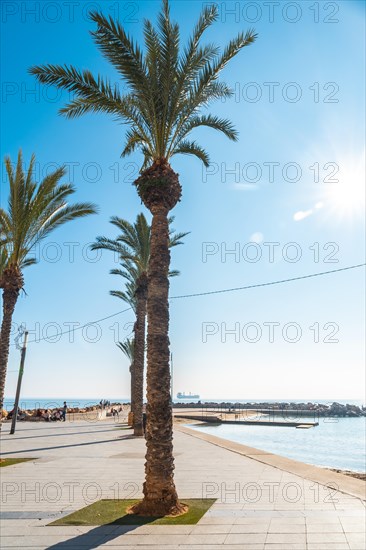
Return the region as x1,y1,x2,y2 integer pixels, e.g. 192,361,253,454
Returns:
191,416,366,472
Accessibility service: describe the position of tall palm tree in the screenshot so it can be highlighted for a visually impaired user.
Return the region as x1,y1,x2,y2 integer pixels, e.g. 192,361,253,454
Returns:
92,213,187,437
30,0,256,516
0,151,97,416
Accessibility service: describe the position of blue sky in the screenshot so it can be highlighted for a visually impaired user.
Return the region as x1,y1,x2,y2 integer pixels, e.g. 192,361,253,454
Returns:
1,0,365,402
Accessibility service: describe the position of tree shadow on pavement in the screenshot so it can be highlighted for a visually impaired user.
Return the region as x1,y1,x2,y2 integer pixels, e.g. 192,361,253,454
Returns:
47,521,154,549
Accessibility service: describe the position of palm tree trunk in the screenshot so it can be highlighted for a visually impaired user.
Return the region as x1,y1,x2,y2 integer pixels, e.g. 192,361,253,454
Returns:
129,362,135,425
133,278,147,437
0,288,19,425
131,205,184,516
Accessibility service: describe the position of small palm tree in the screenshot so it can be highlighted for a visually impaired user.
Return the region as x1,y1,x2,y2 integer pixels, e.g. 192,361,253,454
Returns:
0,151,97,415
116,337,135,420
92,213,187,437
30,0,256,516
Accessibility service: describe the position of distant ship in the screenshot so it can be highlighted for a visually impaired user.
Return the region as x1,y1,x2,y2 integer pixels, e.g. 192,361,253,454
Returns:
177,392,200,399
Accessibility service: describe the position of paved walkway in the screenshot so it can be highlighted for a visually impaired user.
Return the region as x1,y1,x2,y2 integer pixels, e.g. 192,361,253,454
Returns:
0,417,365,549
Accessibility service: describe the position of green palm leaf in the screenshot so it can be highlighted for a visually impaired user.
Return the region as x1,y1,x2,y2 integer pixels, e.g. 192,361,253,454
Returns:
30,2,257,167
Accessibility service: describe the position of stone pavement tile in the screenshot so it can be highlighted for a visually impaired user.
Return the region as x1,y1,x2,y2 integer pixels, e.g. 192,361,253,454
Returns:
224,533,267,544
306,516,342,524
307,545,349,550
229,523,269,533
101,535,183,546
335,502,365,509
306,522,345,532
346,533,366,545
98,546,180,550
213,503,246,509
269,517,305,524
0,535,109,547
348,542,366,550
339,515,366,523
103,534,227,545
126,525,194,535
342,522,366,533
0,525,122,536
307,532,348,543
197,515,236,525
190,524,232,534
267,523,306,533
182,546,264,550
234,518,271,525
263,545,306,550
265,533,306,544
206,509,248,517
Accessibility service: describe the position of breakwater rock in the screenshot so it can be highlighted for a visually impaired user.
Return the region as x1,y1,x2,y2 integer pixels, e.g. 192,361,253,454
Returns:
173,401,366,417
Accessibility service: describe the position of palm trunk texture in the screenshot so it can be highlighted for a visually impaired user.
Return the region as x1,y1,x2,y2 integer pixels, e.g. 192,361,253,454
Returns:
0,288,19,424
133,276,147,436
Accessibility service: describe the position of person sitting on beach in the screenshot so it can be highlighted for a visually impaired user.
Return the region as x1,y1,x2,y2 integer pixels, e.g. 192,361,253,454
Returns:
7,408,14,419
42,409,50,422
17,409,26,421
50,410,61,421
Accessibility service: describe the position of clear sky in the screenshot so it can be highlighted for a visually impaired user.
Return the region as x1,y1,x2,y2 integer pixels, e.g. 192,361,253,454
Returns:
1,0,365,402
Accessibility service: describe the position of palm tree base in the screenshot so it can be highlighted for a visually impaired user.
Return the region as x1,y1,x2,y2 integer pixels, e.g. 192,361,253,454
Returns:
128,498,188,517
133,424,144,437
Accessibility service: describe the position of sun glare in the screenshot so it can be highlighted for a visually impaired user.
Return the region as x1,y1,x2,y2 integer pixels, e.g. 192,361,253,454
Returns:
323,151,365,220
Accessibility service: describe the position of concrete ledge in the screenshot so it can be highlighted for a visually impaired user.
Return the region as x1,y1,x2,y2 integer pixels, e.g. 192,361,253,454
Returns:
176,424,366,501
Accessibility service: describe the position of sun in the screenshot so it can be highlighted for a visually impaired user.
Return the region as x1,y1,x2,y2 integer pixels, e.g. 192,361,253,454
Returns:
322,150,365,221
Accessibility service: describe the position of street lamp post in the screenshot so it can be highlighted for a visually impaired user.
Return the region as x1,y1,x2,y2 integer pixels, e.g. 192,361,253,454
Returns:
10,331,29,435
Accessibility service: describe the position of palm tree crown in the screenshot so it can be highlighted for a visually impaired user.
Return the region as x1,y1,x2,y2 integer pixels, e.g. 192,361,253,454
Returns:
117,337,135,364
92,213,187,298
29,1,257,168
0,151,97,284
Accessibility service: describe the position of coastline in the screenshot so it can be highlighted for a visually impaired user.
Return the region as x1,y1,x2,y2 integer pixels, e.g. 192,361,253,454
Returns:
2,402,364,478
174,415,366,481
329,469,366,481
175,422,366,501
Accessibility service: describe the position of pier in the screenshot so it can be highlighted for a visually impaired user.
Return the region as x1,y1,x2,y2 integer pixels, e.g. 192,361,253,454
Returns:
174,411,319,428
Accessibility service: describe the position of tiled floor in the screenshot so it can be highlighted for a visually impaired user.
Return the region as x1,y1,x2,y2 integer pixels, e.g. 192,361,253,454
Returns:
0,418,365,549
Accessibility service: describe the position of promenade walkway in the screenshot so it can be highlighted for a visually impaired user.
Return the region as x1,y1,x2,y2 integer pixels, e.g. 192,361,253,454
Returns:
0,417,365,549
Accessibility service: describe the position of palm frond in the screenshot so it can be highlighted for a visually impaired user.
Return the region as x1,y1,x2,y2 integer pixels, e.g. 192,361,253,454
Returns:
1,151,97,272
29,1,257,168
116,337,135,363
172,140,210,167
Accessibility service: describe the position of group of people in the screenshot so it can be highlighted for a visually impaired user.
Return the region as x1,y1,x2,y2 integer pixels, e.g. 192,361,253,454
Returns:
35,401,67,422
7,408,26,421
110,406,122,419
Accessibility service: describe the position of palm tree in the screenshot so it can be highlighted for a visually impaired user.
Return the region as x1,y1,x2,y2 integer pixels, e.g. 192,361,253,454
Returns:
116,337,135,424
92,213,187,437
0,151,97,416
30,0,256,516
